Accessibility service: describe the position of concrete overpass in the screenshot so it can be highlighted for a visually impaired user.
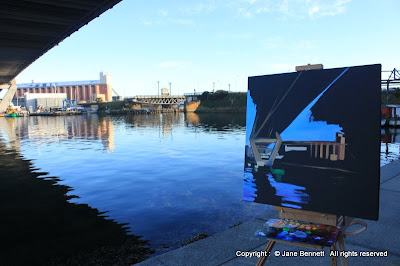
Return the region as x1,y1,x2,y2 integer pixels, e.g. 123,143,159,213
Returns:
0,0,122,111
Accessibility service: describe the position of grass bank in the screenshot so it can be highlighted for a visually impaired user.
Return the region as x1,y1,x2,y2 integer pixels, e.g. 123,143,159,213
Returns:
195,91,246,112
81,101,125,111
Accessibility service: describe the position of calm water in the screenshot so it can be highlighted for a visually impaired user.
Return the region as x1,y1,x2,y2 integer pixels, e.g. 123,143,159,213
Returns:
0,113,275,255
381,128,400,166
0,114,397,257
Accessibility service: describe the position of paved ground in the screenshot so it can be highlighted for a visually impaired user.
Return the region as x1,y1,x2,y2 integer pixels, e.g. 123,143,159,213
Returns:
137,160,400,265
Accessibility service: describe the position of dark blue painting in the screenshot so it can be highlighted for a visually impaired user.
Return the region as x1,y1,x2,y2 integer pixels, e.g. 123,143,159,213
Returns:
243,64,381,220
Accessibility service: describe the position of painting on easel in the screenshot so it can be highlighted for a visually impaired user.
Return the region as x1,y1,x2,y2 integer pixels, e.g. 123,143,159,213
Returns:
243,64,381,220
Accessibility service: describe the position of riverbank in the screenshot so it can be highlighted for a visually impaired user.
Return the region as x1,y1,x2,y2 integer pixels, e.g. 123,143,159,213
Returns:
81,101,124,112
186,91,246,113
81,91,246,113
137,160,400,265
71,90,400,114
196,91,246,112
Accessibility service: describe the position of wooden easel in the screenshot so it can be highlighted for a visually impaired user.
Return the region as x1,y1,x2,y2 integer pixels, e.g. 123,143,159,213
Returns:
254,64,367,265
256,207,366,266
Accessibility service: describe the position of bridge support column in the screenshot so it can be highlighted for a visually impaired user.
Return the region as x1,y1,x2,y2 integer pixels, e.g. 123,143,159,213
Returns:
0,79,17,113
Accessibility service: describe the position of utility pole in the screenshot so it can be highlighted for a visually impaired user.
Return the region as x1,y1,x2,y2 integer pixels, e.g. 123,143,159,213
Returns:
213,82,215,92
157,81,159,97
228,84,231,92
169,82,172,96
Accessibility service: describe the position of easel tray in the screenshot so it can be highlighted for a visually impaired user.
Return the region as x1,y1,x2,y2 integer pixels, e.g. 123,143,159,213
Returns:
255,218,340,247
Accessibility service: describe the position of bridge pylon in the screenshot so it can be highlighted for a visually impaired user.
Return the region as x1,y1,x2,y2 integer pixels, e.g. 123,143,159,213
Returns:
0,79,17,112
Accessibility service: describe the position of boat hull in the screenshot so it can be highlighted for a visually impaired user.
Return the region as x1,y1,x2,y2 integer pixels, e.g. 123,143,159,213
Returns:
5,113,19,117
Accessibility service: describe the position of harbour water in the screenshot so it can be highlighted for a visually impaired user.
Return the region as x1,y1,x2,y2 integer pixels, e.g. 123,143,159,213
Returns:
0,112,275,260
0,114,397,262
381,128,400,166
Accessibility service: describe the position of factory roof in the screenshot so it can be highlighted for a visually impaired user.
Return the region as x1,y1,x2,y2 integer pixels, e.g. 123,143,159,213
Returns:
17,80,100,88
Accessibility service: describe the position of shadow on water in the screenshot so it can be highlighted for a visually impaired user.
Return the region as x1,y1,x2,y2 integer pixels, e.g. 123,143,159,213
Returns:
119,112,246,129
0,140,153,265
186,112,246,129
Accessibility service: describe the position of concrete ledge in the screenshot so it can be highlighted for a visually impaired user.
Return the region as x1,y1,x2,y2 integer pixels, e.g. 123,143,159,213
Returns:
222,242,400,265
137,161,400,265
381,159,400,184
137,218,275,266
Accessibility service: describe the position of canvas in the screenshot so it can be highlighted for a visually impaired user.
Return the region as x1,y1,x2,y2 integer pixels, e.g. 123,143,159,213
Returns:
243,64,381,220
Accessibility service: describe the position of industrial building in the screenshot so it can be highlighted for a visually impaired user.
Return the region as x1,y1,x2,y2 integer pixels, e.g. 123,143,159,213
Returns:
14,72,113,103
24,92,66,112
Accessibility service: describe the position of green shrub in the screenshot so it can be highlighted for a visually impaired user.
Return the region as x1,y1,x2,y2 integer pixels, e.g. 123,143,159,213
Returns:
199,92,246,108
201,91,209,101
208,90,228,100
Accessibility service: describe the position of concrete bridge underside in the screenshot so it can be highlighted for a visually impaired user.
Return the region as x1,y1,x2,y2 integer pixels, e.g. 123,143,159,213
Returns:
0,0,122,86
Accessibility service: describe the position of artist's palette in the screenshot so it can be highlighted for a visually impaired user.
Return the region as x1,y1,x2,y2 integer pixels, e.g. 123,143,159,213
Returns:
254,219,339,247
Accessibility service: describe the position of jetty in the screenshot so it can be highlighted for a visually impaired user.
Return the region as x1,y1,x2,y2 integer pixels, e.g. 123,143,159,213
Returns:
28,111,82,116
103,108,178,115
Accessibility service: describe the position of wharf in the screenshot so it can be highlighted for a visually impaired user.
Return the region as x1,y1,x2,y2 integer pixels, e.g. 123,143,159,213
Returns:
137,160,400,265
28,111,82,116
103,109,180,115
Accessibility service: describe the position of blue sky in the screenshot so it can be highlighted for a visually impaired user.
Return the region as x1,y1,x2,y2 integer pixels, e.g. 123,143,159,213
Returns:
16,0,400,96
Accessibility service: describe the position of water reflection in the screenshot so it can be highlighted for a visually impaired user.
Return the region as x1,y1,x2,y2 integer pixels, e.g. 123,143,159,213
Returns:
381,128,400,166
187,112,246,129
185,112,200,126
0,112,273,258
0,115,115,152
0,116,22,150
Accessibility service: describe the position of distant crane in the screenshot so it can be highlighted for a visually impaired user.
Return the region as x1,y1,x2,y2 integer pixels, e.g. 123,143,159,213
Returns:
112,88,120,96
